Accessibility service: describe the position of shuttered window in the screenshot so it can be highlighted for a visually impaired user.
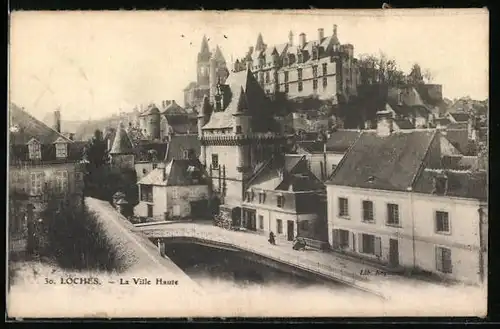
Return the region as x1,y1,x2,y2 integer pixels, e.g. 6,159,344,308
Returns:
338,197,349,217
435,211,450,233
360,233,381,256
436,246,452,273
30,172,44,195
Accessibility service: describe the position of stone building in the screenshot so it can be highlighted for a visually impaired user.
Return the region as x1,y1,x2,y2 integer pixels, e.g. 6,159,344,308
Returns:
183,36,229,109
197,68,287,226
326,111,487,285
232,26,359,103
8,103,85,254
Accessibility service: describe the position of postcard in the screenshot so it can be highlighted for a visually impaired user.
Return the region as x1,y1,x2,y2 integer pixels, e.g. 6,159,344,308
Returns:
7,8,489,318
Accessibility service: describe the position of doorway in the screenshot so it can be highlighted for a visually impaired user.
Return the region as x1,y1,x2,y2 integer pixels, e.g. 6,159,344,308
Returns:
287,220,294,241
147,204,153,217
389,238,399,267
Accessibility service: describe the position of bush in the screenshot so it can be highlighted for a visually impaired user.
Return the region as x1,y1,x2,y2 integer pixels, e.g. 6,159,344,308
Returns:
39,194,124,272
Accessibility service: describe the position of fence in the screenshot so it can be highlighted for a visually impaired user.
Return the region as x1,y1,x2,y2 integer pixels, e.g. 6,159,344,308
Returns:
145,224,372,287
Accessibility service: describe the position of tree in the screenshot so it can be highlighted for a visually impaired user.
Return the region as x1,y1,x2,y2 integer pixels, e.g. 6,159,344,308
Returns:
83,129,109,169
407,63,425,85
423,68,434,83
358,52,406,86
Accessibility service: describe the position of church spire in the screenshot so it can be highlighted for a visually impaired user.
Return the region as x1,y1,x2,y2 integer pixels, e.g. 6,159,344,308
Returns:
200,35,210,54
255,33,265,52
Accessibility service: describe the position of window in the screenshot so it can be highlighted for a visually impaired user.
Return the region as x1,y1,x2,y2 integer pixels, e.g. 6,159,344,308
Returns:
322,63,328,76
313,79,318,90
338,197,349,217
172,188,179,199
387,203,400,226
273,72,279,85
143,169,147,174
55,171,68,193
339,229,349,248
297,68,303,81
312,65,318,78
284,71,289,83
55,143,68,158
259,215,264,229
277,195,284,208
276,219,283,234
152,163,158,169
436,246,452,273
323,77,328,88
265,71,270,83
361,234,382,256
75,172,83,183
285,83,289,93
28,139,41,160
30,172,44,195
362,200,374,222
258,192,266,204
298,82,303,92
435,211,450,233
140,185,153,202
236,125,242,134
211,154,219,168
183,150,189,159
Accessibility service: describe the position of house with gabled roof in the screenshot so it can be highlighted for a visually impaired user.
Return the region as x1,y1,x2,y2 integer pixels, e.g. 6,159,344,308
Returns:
8,103,86,254
241,155,327,244
134,158,210,221
326,110,487,284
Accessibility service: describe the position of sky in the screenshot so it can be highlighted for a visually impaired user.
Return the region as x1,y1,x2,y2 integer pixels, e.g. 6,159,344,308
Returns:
9,9,489,121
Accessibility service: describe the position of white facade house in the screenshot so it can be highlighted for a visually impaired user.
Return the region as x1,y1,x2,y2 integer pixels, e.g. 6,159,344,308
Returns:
326,111,487,285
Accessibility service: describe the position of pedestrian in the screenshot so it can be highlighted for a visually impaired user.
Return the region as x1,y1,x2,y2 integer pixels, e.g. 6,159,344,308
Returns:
268,231,276,245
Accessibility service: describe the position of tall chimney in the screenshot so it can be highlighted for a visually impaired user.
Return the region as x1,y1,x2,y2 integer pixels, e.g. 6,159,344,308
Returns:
333,24,338,37
318,28,324,41
288,31,294,46
299,33,306,48
53,110,61,133
375,110,394,137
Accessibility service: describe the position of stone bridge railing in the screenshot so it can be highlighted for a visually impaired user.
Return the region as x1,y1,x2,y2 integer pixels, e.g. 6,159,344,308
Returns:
138,224,385,298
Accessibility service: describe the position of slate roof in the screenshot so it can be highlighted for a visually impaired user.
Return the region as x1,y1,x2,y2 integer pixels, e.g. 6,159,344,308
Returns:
327,130,437,191
449,112,470,123
297,130,361,154
135,141,169,162
248,155,323,192
183,81,198,91
138,159,207,187
434,117,451,126
9,103,73,145
413,169,487,200
447,122,468,130
394,119,415,130
443,129,468,154
109,124,135,155
9,103,85,162
202,69,279,132
162,101,186,115
164,134,201,163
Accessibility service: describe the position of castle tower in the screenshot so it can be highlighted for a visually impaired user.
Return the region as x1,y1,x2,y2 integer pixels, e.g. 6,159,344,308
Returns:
197,95,212,166
141,104,161,140
233,87,252,173
197,35,212,89
255,33,266,52
109,122,135,170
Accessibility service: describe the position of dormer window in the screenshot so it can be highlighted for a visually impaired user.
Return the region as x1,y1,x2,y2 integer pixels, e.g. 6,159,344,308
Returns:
27,138,42,160
55,141,68,159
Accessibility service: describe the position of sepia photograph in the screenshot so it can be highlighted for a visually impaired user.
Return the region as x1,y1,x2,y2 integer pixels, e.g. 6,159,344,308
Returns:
7,9,489,318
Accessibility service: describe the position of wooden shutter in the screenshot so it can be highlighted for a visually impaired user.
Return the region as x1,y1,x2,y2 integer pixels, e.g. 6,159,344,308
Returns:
358,233,363,253
435,247,443,272
351,232,356,252
375,237,382,257
443,248,452,273
331,229,339,249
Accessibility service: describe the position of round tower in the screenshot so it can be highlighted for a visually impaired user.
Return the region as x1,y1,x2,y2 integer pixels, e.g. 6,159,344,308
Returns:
145,104,161,140
233,87,252,173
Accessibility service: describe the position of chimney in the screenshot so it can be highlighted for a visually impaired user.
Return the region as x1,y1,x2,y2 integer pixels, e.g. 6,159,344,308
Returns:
288,31,294,46
318,28,324,41
299,33,306,48
376,110,394,137
333,24,338,37
53,110,61,133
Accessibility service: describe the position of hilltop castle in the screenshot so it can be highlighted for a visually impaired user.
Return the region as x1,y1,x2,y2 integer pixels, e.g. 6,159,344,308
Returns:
183,36,230,110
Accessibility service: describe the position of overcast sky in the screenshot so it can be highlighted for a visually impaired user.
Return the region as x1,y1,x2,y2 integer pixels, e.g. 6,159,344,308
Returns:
9,9,488,121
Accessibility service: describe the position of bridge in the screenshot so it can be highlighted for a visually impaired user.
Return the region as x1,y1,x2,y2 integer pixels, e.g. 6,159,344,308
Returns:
133,221,432,300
